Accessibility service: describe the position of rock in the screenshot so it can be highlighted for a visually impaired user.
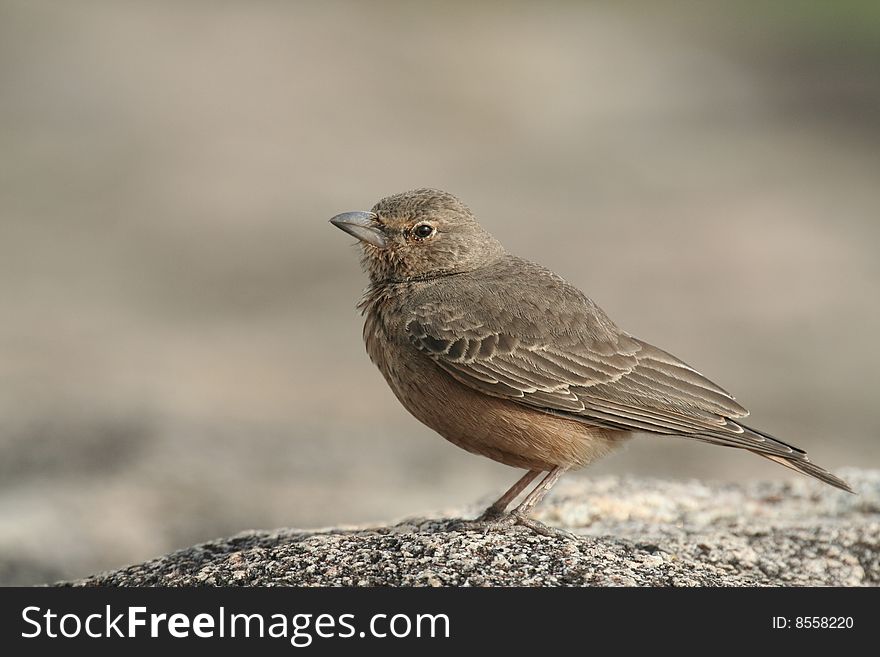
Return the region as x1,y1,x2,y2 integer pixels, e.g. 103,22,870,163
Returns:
69,469,879,586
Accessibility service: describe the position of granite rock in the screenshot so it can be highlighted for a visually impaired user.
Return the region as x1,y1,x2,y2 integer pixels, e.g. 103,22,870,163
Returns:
70,469,879,587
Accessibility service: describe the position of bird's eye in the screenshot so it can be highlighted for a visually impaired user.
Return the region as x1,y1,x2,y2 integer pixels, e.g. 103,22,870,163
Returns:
413,223,435,239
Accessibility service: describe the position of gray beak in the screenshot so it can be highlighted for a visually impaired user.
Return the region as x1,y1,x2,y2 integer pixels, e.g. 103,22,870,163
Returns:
329,211,387,248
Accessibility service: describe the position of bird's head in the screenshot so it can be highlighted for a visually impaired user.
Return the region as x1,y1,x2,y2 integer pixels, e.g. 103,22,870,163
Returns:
330,188,505,283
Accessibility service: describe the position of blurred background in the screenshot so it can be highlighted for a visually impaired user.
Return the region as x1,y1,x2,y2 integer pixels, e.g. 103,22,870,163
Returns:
1,0,878,585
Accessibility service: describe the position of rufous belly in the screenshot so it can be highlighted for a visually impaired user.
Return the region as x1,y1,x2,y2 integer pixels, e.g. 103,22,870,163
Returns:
367,332,629,471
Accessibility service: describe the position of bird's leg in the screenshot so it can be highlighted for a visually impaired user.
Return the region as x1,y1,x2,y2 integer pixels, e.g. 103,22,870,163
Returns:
477,466,573,538
477,470,541,520
512,465,567,518
507,466,571,537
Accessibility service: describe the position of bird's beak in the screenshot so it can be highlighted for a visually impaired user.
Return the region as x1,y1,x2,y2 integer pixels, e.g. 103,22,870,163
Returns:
329,211,387,249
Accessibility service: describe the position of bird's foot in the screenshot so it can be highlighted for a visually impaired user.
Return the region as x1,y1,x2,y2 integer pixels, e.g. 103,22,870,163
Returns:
462,512,575,539
512,514,576,539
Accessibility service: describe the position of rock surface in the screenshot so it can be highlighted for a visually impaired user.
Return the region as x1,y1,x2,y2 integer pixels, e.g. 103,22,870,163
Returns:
71,470,879,587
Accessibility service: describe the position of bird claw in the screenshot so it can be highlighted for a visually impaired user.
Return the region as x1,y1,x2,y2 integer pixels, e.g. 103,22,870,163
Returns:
479,514,518,532
513,515,576,539
456,513,575,539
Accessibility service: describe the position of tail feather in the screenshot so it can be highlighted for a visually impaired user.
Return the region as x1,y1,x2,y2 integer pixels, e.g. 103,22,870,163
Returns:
758,453,853,493
735,422,853,493
687,421,854,493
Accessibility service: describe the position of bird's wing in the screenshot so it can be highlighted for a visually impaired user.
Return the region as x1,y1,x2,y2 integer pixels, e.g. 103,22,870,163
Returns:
405,272,851,492
406,297,751,437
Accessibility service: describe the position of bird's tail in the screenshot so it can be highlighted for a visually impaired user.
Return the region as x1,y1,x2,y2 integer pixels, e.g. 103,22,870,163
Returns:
757,453,853,493
738,423,854,493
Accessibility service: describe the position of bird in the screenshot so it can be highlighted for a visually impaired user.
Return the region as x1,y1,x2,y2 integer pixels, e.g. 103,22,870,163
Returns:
329,188,852,532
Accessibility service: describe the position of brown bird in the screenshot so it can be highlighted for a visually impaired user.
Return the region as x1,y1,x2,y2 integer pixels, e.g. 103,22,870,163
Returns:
330,189,852,532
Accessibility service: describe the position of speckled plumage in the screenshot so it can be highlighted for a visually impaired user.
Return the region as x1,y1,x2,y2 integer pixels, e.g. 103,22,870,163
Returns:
331,188,852,503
